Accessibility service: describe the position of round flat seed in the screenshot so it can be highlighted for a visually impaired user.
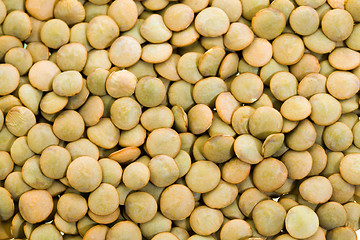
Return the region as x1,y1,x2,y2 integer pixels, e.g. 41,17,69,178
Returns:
329,47,360,70
41,19,70,49
148,155,179,187
316,202,347,230
140,13,172,43
303,29,336,54
19,190,53,224
262,133,284,158
39,146,71,179
57,193,88,223
286,119,317,151
29,224,62,240
327,227,357,240
0,151,13,181
0,0,5,24
326,71,360,100
28,60,61,91
220,219,251,240
125,192,157,224
211,0,242,22
195,7,230,37
177,52,203,84
141,106,174,132
108,0,137,31
105,70,137,99
118,124,147,147
54,213,77,235
299,176,333,204
249,106,283,140
110,97,142,130
5,106,36,137
53,110,84,142
146,128,181,158
290,53,320,80
0,35,23,61
285,205,319,239
252,8,286,40
0,187,14,222
270,0,295,20
109,36,142,68
323,122,353,152
170,23,200,48
4,47,33,76
188,104,213,135
27,123,59,154
190,206,223,235
123,162,150,190
78,96,104,127
215,92,239,125
193,77,227,107
231,106,255,135
107,221,142,240
238,187,270,218
340,153,360,185
231,73,263,104
83,225,109,240
270,71,298,101
234,134,263,164
322,9,353,42
297,73,326,98
243,38,272,67
135,76,166,107
309,93,342,126
82,49,111,76
163,4,194,32
174,150,191,177
86,68,109,96
65,138,99,160
253,200,286,236
281,150,312,180
289,6,319,36
150,232,178,240
87,118,120,149
198,47,225,77
56,43,88,72
66,156,102,192
253,158,288,192
219,52,239,79
160,184,195,220
221,158,250,185
0,64,20,96
280,96,311,121
272,33,304,65
52,71,83,97
88,183,119,216
168,81,195,111
224,22,254,51
86,15,119,50
202,135,234,163
185,160,221,193
40,91,68,115
329,173,355,204
141,43,173,64
154,54,181,81
54,0,85,26
99,158,122,187
202,180,237,209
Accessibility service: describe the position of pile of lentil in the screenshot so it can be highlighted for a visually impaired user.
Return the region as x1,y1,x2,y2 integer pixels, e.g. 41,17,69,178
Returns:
0,0,360,239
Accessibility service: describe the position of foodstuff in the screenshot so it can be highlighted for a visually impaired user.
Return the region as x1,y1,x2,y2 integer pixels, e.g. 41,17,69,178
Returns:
0,0,360,239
